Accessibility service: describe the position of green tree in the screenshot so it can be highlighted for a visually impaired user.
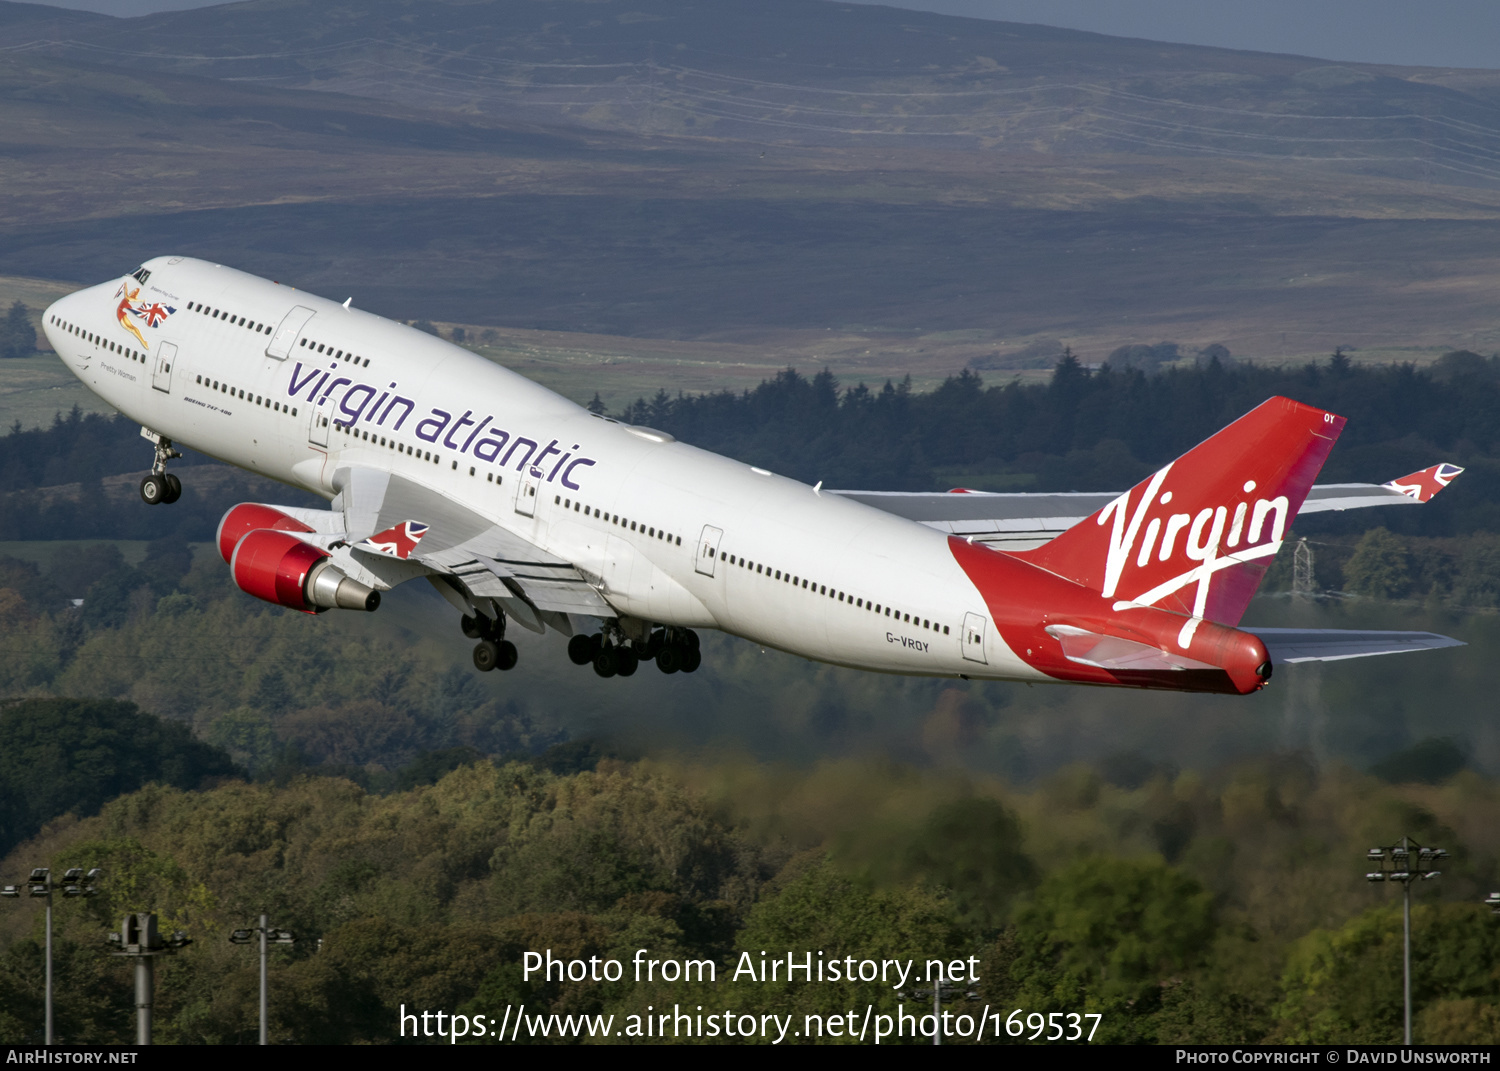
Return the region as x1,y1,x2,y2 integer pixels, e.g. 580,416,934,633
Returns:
1010,857,1216,1037
1343,527,1411,599
0,301,35,359
1273,903,1500,1044
0,699,241,855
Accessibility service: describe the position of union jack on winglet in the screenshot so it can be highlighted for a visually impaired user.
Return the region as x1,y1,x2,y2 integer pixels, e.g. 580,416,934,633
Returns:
358,521,429,559
1384,463,1464,503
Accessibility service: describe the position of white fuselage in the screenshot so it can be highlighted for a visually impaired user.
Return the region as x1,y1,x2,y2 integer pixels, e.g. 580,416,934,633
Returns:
44,257,1041,681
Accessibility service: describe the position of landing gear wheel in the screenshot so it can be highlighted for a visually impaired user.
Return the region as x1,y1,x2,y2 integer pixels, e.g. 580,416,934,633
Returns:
139,474,167,505
657,646,682,674
642,630,664,661
683,629,700,651
161,473,182,504
593,646,619,678
462,614,484,640
495,640,518,671
473,640,499,672
682,647,702,673
616,647,639,677
567,634,595,665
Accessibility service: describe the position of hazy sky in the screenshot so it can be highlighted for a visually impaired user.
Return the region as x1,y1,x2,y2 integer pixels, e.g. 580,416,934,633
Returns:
28,0,1500,70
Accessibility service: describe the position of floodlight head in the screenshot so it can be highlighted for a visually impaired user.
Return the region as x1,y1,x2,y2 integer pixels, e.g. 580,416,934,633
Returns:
167,931,192,949
1434,849,1449,858
229,929,253,944
62,868,84,882
1423,871,1441,880
28,885,47,898
1367,849,1384,859
0,886,19,898
28,868,47,883
62,887,83,897
85,869,103,881
1367,873,1386,882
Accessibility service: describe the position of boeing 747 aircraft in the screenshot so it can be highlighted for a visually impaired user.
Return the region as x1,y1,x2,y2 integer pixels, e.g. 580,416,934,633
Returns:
43,258,1464,693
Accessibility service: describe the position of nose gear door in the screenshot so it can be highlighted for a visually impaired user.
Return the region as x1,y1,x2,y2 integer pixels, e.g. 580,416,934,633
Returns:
151,341,177,393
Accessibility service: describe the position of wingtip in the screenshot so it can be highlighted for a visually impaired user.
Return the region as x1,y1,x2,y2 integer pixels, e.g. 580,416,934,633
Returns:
1381,463,1465,503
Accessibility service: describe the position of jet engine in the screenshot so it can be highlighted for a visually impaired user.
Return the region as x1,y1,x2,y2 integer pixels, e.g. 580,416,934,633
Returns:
217,502,316,564
229,529,380,614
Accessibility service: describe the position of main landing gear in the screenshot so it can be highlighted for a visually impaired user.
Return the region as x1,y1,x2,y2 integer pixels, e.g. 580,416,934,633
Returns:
568,626,700,678
465,610,518,672
138,428,182,505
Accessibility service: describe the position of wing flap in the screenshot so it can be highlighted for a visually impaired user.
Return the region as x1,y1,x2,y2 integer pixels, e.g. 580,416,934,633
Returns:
327,467,615,621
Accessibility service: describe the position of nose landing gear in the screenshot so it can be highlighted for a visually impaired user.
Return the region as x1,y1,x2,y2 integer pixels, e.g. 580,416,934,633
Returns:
138,428,183,505
466,611,517,672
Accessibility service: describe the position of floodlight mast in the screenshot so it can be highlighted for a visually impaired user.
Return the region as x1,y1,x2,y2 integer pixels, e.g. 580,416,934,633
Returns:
229,912,296,1045
1366,836,1446,1046
107,912,191,1044
0,865,100,1045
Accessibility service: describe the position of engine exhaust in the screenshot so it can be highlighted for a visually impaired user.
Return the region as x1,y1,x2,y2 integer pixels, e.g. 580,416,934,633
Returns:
307,561,381,612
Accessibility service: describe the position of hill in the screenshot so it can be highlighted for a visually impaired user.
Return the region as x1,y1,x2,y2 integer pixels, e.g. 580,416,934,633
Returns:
2,0,1500,367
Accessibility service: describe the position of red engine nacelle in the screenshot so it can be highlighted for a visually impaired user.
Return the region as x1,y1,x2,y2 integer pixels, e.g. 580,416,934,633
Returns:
229,529,380,614
217,503,316,564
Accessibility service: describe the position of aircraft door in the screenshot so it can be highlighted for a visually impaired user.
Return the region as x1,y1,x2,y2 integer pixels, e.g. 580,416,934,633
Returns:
962,611,989,664
514,465,541,517
151,341,177,394
695,525,723,577
267,306,316,360
308,402,330,447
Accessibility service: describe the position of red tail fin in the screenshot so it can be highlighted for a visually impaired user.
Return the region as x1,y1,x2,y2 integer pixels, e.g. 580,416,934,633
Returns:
1016,397,1344,626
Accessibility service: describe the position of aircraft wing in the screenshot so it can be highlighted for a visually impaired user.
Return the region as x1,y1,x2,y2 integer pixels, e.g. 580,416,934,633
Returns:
830,463,1463,550
270,467,615,632
1241,627,1465,664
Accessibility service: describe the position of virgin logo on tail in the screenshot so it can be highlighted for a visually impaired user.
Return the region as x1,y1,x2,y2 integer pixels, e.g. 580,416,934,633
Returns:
1098,466,1291,639
1022,398,1345,631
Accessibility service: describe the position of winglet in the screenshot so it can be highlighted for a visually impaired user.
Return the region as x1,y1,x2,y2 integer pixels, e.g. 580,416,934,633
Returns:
357,520,430,559
1382,463,1464,503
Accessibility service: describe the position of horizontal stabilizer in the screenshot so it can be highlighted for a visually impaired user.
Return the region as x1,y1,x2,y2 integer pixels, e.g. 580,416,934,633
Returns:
1243,627,1464,664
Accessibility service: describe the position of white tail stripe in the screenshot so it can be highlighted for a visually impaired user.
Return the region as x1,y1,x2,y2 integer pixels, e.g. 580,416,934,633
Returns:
1113,539,1282,613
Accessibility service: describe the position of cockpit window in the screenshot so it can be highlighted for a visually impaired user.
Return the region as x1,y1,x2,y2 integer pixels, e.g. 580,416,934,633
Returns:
132,267,151,284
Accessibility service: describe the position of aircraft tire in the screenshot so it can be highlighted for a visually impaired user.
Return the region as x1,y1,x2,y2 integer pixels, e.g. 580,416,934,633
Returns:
495,640,518,671
682,647,702,673
593,646,619,678
139,474,166,505
616,648,639,677
162,473,182,504
683,629,700,651
656,646,681,674
567,634,595,665
472,640,499,672
461,614,484,639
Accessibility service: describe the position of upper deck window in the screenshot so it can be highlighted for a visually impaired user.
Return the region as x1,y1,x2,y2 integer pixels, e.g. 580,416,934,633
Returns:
132,267,151,284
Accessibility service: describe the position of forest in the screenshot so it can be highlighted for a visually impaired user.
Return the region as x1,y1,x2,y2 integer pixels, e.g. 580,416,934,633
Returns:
1,352,1498,1043
1,697,1497,1045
